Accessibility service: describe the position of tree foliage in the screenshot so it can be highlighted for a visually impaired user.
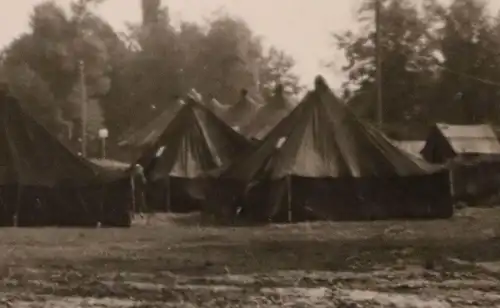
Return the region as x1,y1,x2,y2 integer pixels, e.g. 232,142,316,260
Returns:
333,0,500,129
1,0,303,158
2,0,111,151
430,0,500,124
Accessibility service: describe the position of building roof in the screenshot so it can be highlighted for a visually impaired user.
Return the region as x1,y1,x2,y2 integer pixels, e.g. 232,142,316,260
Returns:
435,123,500,155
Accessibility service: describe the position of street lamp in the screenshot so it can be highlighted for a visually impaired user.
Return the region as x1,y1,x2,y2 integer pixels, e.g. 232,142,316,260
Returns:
98,128,109,159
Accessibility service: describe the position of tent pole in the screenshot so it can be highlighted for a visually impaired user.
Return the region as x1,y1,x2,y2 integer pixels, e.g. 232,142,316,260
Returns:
287,176,292,223
130,175,136,214
166,177,171,212
449,167,455,203
14,185,21,227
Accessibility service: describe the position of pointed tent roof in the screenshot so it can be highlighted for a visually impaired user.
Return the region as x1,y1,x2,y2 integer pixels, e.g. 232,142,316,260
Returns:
218,76,439,182
239,84,294,140
225,89,262,128
118,97,184,147
0,89,121,186
137,97,253,181
207,97,230,120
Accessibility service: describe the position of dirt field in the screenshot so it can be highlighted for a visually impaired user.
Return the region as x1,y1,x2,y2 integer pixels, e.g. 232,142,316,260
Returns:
0,207,500,307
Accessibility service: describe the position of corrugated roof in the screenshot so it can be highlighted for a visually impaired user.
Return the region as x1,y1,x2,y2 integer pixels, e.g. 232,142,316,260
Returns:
436,123,500,155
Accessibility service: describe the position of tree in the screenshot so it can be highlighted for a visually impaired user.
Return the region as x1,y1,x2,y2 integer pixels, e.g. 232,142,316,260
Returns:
121,6,303,113
196,14,264,104
176,21,210,94
2,0,305,159
428,0,500,124
333,0,438,124
2,0,111,146
118,0,183,127
258,47,303,99
181,13,302,104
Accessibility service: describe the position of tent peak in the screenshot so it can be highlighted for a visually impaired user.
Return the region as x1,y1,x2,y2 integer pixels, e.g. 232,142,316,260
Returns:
274,83,284,96
314,75,329,92
187,88,203,103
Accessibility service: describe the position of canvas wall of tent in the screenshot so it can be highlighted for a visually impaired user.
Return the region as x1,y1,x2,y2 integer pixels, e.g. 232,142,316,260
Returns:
0,89,133,228
205,76,453,223
132,94,255,213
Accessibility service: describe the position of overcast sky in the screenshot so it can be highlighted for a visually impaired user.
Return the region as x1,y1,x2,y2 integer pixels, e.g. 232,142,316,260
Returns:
1,0,500,89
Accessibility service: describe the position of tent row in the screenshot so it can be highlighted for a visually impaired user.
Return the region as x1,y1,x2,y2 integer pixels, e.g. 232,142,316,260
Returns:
0,88,133,227
122,76,454,223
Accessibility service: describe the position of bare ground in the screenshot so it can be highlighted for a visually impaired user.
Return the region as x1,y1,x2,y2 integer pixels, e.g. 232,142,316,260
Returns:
0,207,500,307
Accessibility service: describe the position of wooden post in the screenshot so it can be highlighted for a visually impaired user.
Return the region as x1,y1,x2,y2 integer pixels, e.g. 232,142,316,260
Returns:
130,174,136,214
79,60,88,157
449,166,455,203
14,185,21,227
165,177,171,212
375,0,383,127
286,176,292,223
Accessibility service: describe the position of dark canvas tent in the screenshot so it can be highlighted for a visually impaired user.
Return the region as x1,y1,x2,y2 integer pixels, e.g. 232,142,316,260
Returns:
210,76,452,222
224,89,262,130
136,96,254,213
117,97,184,160
239,84,295,140
421,123,500,203
0,89,132,227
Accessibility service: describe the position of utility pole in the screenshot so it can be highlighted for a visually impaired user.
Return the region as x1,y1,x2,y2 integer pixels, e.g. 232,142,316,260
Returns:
375,0,383,128
79,60,88,157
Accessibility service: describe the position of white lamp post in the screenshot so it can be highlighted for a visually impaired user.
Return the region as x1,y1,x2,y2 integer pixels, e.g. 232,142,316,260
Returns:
98,128,109,159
